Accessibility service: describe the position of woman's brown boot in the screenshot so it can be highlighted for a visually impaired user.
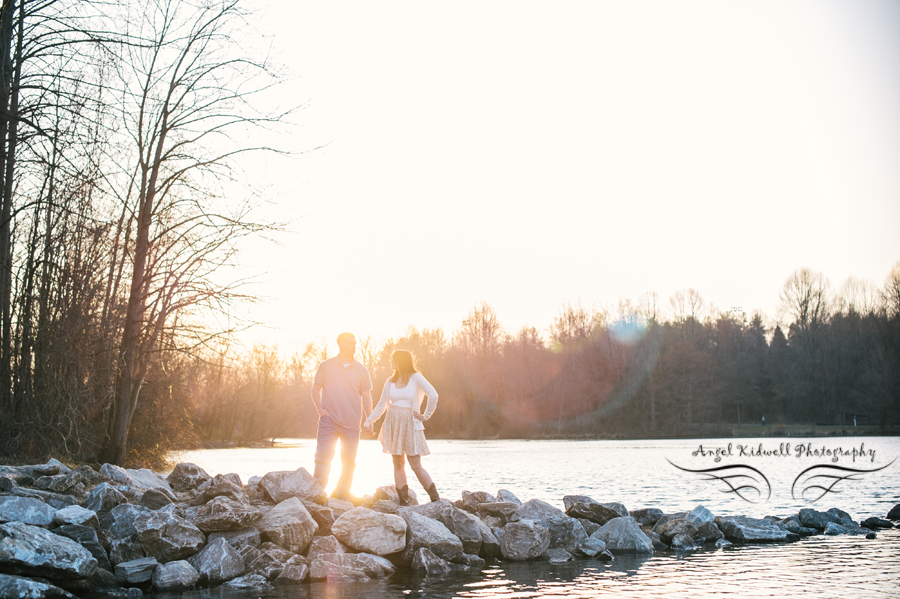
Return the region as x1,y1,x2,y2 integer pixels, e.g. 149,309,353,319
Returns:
397,485,411,506
426,482,440,502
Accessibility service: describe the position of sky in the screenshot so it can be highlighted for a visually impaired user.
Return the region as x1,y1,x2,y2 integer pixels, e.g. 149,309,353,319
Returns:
232,0,900,354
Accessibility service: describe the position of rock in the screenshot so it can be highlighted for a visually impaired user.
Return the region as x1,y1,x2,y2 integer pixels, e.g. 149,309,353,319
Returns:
411,547,468,574
274,557,309,584
824,522,869,536
85,483,127,515
0,476,14,493
0,573,78,598
100,464,132,486
563,496,627,526
501,520,551,561
108,535,144,565
716,516,796,542
310,552,396,581
545,515,588,554
695,521,724,544
860,517,894,530
133,511,205,562
400,510,464,563
576,537,607,557
332,507,406,556
0,521,97,580
258,468,326,505
166,463,211,492
115,556,157,585
866,532,877,539
455,552,485,568
53,525,113,572
798,508,841,530
0,496,57,526
715,538,733,548
299,498,336,535
670,533,699,550
73,466,102,487
653,519,700,545
53,506,99,530
512,499,566,525
327,498,354,518
151,560,200,591
887,504,900,520
223,573,272,591
578,518,600,536
687,505,715,524
597,549,615,561
33,472,83,495
372,499,399,514
496,489,521,505
644,530,667,550
122,469,174,494
256,496,318,553
458,490,496,513
207,527,261,550
541,547,574,562
476,502,520,523
8,487,75,510
101,504,151,540
306,535,347,562
192,474,248,506
590,517,654,554
630,508,665,527
139,489,173,510
240,543,296,579
188,536,246,585
190,496,263,533
374,485,418,506
403,500,483,555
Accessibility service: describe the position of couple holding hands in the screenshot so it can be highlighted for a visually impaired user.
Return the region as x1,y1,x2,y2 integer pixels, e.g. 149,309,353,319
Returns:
310,332,439,506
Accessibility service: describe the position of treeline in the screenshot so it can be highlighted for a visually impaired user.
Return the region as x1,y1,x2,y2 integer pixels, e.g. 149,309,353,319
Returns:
184,265,900,446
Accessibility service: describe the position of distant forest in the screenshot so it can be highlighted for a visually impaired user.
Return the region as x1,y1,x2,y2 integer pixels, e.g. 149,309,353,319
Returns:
0,2,897,468
181,266,900,451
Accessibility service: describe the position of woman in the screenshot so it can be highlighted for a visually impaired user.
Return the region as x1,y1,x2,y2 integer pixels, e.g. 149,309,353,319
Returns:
364,349,439,505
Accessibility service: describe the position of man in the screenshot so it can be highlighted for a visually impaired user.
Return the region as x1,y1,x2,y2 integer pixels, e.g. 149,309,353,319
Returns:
311,332,373,499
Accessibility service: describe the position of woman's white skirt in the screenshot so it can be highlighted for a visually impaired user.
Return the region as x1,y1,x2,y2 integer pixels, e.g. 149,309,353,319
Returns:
378,407,430,456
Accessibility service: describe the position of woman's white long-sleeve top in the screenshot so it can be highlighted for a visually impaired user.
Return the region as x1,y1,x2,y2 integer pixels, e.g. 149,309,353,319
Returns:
365,373,438,430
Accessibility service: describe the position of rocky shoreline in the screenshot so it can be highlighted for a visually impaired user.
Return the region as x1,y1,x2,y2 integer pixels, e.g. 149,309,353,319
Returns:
1,460,898,598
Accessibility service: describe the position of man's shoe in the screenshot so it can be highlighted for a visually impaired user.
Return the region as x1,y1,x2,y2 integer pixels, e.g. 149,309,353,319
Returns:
426,483,440,502
397,485,411,506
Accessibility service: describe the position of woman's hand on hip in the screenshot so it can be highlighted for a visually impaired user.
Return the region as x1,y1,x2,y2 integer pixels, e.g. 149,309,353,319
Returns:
413,413,425,422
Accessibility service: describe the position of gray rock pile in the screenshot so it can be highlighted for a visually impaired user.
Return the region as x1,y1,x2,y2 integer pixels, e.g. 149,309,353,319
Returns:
1,459,898,597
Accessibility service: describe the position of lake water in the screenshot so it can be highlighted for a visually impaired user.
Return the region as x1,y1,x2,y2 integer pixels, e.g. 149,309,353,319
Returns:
166,437,900,599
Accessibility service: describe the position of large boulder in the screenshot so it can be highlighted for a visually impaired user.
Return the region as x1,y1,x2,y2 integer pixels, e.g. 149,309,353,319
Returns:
191,496,263,533
258,468,326,505
0,521,98,580
166,463,211,493
512,499,566,525
306,535,348,562
151,560,200,591
208,527,261,550
223,573,272,591
100,504,151,540
332,507,407,556
476,502,520,523
716,516,796,542
299,499,336,535
654,519,701,546
400,510,464,563
496,489,521,505
546,515,588,554
403,500,483,555
798,508,842,530
188,536,245,585
0,496,56,526
256,496,317,553
114,556,157,585
33,471,85,495
274,556,309,585
192,474,248,506
687,505,715,523
140,489,174,511
695,520,725,544
53,525,113,572
630,508,665,527
108,535,144,565
590,517,654,554
124,468,174,494
500,520,551,561
887,504,900,520
412,547,469,575
133,511,205,562
100,464,132,486
824,522,870,536
309,552,395,581
53,506,99,530
0,573,77,599
563,496,628,525
374,485,419,506
85,483,128,515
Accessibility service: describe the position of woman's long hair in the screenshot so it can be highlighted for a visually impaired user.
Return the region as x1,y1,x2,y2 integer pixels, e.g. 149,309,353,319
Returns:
390,350,418,384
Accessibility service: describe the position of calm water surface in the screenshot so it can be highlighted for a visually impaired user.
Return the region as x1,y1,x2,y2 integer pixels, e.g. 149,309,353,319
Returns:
166,437,900,599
